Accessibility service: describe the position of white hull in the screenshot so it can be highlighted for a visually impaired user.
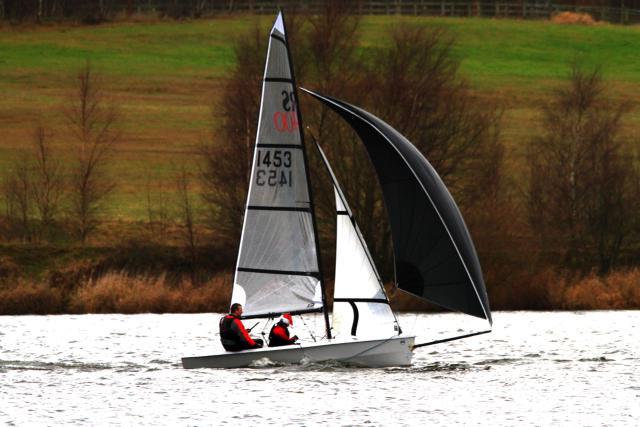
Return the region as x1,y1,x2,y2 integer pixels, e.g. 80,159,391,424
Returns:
182,335,415,369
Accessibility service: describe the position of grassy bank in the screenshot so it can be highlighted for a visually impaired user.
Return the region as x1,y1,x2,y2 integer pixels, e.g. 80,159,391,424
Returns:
1,16,640,219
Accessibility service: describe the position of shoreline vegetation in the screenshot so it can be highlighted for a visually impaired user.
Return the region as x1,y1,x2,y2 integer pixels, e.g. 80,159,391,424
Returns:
1,11,640,315
1,263,639,315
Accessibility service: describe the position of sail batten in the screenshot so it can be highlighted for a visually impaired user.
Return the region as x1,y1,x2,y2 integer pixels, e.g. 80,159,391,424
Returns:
231,13,323,319
303,88,492,325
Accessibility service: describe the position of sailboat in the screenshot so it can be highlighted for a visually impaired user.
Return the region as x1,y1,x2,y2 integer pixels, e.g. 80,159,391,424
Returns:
182,12,491,369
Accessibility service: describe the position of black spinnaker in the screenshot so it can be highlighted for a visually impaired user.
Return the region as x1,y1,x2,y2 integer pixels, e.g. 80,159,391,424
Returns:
302,88,492,325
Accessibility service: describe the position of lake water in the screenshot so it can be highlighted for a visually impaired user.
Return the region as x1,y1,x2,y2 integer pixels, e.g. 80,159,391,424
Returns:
1,311,638,425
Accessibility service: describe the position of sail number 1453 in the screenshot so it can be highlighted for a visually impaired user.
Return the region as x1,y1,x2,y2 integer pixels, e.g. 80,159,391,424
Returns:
256,150,293,187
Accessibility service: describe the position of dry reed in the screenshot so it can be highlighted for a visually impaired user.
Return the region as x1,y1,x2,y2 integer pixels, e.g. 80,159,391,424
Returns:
68,271,230,314
1,268,638,314
0,280,64,314
561,269,640,310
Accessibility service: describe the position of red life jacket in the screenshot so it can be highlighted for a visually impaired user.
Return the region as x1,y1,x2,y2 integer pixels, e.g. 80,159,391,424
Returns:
268,324,294,347
219,314,256,350
219,315,238,349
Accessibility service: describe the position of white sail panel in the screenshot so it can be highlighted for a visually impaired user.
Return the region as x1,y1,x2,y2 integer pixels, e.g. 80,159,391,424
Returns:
238,210,317,271
332,301,397,339
257,82,299,145
247,148,309,207
232,13,322,318
234,272,321,316
331,189,397,338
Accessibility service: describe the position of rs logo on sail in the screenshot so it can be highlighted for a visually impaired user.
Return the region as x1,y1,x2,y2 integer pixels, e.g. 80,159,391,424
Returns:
273,90,298,132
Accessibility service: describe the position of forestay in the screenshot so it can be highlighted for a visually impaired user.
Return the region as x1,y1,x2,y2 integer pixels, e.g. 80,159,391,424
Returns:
303,89,492,324
231,14,323,318
313,140,399,338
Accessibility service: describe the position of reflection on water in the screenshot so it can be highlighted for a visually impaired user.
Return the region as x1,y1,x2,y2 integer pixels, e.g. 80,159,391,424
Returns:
1,311,639,425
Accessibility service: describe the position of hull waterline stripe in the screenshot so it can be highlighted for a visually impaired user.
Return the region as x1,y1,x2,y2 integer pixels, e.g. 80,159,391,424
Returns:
264,77,293,83
412,329,491,350
333,298,390,304
257,144,302,149
247,206,311,212
237,267,320,278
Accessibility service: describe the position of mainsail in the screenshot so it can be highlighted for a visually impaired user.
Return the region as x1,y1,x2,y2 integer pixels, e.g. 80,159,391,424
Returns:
231,13,324,319
313,140,399,338
302,89,492,325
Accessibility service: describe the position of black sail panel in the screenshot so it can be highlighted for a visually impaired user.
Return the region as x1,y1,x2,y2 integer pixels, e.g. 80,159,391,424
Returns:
302,89,492,324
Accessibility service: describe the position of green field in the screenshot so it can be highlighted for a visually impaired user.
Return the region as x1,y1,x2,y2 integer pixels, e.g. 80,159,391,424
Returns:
1,16,640,220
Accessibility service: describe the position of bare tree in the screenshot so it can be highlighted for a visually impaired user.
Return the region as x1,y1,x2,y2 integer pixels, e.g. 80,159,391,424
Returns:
176,166,197,284
145,174,169,242
65,62,119,244
528,63,638,274
31,126,65,240
2,153,32,241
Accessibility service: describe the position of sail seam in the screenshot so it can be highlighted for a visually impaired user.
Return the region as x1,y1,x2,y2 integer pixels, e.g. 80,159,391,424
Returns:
270,33,286,44
264,77,293,83
334,298,390,304
256,144,302,149
246,206,311,212
237,267,320,278
336,210,349,216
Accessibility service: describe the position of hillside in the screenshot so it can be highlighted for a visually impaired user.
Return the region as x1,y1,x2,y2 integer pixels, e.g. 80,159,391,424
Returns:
1,16,639,220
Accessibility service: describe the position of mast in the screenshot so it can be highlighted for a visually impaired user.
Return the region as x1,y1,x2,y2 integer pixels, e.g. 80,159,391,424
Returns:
280,11,332,339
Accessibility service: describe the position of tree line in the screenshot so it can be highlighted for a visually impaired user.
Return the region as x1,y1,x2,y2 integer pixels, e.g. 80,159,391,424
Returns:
3,1,640,24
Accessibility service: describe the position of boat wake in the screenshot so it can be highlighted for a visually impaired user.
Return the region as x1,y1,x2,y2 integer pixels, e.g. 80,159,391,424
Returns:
0,359,146,372
244,357,377,371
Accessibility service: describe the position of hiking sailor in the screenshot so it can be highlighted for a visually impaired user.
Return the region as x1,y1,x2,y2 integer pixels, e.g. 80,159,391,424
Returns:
219,303,264,351
268,313,299,347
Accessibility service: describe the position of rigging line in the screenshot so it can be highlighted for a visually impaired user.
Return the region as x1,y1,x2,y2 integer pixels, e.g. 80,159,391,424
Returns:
260,317,272,344
298,314,317,342
412,330,492,350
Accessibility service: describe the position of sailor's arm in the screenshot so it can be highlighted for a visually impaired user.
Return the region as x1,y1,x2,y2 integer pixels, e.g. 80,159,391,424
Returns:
232,319,256,346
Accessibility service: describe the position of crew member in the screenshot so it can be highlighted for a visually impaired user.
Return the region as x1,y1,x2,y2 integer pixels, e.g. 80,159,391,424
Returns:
268,313,298,347
219,303,264,351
